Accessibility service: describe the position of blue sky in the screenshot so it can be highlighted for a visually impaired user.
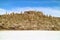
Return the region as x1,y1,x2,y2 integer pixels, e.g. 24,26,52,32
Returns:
0,0,60,9
0,0,60,17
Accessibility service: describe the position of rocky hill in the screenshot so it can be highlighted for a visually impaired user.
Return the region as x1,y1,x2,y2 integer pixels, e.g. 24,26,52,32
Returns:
0,11,60,30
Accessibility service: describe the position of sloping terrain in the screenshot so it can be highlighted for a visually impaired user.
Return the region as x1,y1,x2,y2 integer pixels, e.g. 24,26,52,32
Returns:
0,11,60,30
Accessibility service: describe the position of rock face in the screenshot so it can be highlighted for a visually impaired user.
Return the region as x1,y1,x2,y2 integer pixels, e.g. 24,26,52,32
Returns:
0,23,5,29
0,11,60,30
24,11,43,15
0,23,3,29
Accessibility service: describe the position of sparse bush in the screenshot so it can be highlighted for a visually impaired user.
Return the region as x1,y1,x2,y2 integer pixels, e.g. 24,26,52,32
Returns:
0,11,60,30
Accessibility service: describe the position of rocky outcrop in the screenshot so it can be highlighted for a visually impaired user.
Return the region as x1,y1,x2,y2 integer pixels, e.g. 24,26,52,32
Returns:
0,11,60,30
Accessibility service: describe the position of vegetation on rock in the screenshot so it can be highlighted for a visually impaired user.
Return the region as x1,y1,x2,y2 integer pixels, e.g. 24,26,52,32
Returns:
0,11,60,30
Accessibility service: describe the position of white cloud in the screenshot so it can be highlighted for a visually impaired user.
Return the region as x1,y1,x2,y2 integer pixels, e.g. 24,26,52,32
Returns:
0,8,7,15
0,7,60,17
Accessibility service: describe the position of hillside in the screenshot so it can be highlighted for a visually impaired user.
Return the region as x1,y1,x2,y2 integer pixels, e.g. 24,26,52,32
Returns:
0,11,60,30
